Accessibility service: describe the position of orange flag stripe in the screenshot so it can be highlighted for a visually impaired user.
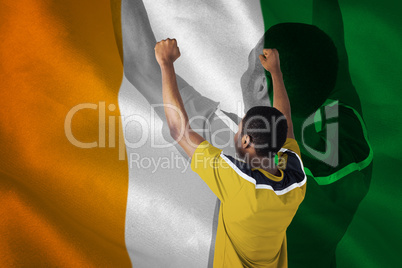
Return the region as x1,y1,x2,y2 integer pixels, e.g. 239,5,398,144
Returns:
0,0,131,266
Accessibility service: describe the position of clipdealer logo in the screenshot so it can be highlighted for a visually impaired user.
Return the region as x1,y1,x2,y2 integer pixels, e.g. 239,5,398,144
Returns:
64,100,339,168
64,102,188,161
64,102,127,160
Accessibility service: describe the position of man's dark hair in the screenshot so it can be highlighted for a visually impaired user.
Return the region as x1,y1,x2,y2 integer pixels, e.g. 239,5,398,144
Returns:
241,106,288,157
264,23,338,116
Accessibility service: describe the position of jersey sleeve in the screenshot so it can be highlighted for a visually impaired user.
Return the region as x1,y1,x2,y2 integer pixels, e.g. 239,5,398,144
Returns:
278,138,305,176
191,140,244,202
280,138,301,158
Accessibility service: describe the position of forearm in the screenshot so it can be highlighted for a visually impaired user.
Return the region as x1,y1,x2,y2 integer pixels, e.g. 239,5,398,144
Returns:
271,72,294,137
160,63,189,138
259,49,294,137
155,38,206,156
272,72,291,117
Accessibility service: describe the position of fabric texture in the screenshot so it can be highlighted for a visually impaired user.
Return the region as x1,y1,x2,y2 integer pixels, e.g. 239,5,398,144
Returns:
1,0,400,266
0,0,131,266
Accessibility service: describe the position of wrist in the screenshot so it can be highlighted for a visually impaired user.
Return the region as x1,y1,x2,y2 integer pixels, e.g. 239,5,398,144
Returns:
159,61,174,69
270,70,283,80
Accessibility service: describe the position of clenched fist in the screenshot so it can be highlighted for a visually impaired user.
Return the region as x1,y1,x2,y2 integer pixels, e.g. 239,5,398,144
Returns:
259,49,281,75
155,38,181,66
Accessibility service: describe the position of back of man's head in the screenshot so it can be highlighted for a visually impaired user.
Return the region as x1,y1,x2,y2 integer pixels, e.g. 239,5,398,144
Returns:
264,23,338,116
241,106,288,157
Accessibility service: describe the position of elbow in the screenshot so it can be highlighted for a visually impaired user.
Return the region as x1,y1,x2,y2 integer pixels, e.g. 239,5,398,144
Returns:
169,125,184,141
167,116,189,142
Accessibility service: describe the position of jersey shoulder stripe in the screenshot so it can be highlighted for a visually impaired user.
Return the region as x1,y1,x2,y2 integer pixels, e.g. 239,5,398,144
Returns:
220,152,306,196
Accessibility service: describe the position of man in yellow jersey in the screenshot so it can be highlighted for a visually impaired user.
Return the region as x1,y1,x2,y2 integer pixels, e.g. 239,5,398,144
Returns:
155,39,306,267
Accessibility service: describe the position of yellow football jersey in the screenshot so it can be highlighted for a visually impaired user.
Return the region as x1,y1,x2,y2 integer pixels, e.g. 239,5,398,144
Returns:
191,138,306,267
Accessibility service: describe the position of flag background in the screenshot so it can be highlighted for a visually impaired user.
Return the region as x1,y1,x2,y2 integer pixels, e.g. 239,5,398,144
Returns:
0,0,401,267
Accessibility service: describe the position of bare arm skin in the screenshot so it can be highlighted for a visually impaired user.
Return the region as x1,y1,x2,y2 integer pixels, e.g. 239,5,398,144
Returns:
259,49,294,139
120,0,228,160
155,39,205,158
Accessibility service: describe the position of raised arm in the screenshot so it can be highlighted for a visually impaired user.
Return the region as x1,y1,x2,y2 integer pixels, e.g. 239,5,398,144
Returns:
155,39,205,158
259,49,294,138
118,0,230,160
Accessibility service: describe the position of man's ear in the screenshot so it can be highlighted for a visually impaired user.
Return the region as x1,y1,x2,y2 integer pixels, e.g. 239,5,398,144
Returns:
242,135,252,149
